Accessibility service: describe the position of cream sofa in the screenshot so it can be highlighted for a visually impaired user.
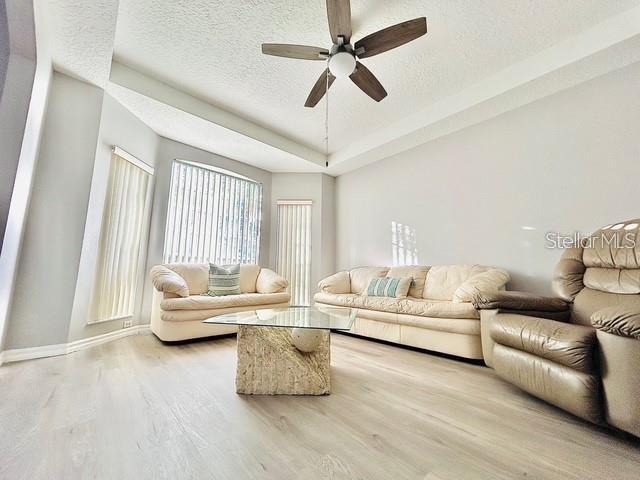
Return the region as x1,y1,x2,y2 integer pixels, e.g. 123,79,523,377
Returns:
150,263,290,341
314,265,510,360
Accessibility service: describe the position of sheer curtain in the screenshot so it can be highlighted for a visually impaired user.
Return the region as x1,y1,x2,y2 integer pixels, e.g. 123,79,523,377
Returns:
276,200,312,306
163,160,262,265
90,148,153,323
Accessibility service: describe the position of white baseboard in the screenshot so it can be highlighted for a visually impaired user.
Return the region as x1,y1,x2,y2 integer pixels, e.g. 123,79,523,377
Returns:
66,325,150,353
1,342,68,364
0,324,150,365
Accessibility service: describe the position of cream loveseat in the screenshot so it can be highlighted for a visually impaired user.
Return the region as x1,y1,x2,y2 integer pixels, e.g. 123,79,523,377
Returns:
314,265,510,360
150,264,290,341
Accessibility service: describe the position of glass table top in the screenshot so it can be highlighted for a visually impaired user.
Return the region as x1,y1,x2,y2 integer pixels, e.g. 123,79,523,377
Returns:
203,306,356,330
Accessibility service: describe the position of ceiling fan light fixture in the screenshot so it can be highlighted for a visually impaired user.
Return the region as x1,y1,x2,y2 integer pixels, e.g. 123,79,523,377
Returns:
328,51,356,78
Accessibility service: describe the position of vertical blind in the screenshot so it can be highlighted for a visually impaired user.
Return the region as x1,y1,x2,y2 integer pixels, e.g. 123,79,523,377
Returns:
91,149,153,323
163,160,262,265
276,200,312,306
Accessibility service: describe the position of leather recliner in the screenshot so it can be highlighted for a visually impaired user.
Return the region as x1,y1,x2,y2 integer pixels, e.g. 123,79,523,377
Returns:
474,219,640,436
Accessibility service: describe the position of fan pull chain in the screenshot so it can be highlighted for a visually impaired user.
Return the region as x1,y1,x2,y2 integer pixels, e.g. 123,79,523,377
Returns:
324,61,330,166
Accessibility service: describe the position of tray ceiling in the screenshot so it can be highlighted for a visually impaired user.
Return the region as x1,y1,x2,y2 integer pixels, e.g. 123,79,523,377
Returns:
112,0,639,153
43,0,640,173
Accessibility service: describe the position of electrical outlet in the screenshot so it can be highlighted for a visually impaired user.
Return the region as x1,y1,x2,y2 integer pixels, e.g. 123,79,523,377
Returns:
123,319,133,328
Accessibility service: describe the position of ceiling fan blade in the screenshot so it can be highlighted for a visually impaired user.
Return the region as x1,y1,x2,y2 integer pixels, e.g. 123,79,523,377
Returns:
326,0,352,44
305,68,336,108
262,43,329,60
349,62,387,102
355,17,427,59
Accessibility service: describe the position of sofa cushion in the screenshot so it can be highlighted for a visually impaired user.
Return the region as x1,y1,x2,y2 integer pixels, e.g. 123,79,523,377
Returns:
167,263,209,295
162,292,291,311
423,265,475,300
208,264,241,296
492,345,602,423
453,268,510,303
396,314,480,335
490,313,597,373
160,301,291,322
318,271,351,294
350,267,389,294
256,268,289,294
364,277,411,298
314,292,400,313
355,308,398,324
583,267,640,295
582,221,640,269
314,293,479,319
571,287,640,326
355,295,400,313
397,298,480,319
387,266,429,298
240,264,261,293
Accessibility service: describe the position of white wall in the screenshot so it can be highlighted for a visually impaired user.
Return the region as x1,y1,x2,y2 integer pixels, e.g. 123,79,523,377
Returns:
270,173,335,296
321,174,336,283
5,86,276,347
0,0,36,251
5,72,104,349
335,61,640,294
67,93,158,342
0,1,9,98
0,0,50,352
139,136,273,325
0,54,37,247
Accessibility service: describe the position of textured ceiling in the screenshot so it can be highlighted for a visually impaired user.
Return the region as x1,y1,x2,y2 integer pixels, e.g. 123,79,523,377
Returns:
112,0,640,154
107,82,325,173
44,0,118,86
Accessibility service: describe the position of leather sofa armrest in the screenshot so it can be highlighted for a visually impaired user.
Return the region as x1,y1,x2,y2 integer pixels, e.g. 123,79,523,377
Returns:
472,290,569,313
492,308,571,322
452,268,510,303
150,265,189,297
490,313,597,372
256,268,289,294
592,307,640,340
318,271,351,294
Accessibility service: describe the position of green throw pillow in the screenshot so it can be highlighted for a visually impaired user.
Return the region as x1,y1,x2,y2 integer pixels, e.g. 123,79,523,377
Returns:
208,264,241,296
365,277,411,298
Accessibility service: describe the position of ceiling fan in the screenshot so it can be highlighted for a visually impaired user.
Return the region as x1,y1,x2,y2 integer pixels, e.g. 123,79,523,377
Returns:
261,0,427,107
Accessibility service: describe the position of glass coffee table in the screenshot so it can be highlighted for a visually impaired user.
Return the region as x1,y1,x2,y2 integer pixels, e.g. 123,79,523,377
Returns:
203,306,355,395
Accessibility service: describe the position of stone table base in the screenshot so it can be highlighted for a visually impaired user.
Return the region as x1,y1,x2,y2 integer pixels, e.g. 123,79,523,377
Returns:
236,326,330,395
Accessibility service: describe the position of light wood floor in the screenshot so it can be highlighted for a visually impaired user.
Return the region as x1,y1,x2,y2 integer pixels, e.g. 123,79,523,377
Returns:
1,333,639,480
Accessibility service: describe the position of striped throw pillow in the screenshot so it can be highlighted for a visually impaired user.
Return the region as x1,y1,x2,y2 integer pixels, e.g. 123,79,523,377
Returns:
365,277,411,298
207,264,241,296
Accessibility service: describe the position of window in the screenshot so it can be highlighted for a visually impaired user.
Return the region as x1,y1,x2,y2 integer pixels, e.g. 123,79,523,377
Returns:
276,200,312,306
163,160,262,265
90,147,153,323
